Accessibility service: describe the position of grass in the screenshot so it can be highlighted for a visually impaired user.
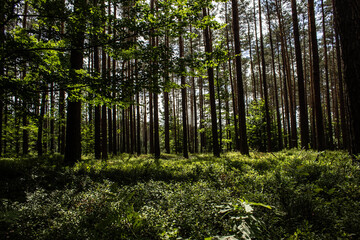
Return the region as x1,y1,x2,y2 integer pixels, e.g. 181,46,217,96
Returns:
1,150,359,239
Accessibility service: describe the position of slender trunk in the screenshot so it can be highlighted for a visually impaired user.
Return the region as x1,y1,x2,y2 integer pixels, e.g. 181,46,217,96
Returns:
332,0,348,150
21,1,29,155
154,92,160,158
143,90,148,154
231,0,249,155
126,108,130,153
101,46,108,159
172,88,177,153
164,35,170,154
199,76,205,153
247,21,257,101
216,67,222,152
291,0,309,149
224,66,231,151
113,104,117,155
226,3,240,150
136,93,141,155
258,0,272,152
37,92,46,156
203,8,220,157
309,0,325,150
253,0,263,99
130,103,134,154
149,92,153,153
266,0,283,150
179,33,188,158
102,104,108,159
164,91,170,153
93,0,101,159
112,2,117,155
108,107,112,154
275,0,293,148
64,0,85,164
190,27,198,153
321,0,333,149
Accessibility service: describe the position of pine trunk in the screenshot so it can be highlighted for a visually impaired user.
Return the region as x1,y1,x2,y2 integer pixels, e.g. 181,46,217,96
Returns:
231,0,249,155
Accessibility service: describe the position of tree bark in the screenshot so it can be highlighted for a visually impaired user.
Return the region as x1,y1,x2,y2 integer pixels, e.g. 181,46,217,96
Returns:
321,0,333,149
64,0,85,164
308,0,325,150
203,7,220,157
179,33,188,158
291,0,309,149
231,0,249,155
333,0,360,155
258,0,272,152
226,2,240,151
265,0,283,150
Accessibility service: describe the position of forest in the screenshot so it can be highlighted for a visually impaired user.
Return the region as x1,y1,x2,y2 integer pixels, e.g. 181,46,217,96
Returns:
1,0,360,239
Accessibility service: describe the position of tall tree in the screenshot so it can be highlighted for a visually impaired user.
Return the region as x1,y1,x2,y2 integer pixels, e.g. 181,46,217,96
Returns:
179,32,188,158
203,7,220,157
231,0,249,155
308,0,325,150
265,0,283,150
0,0,4,157
22,0,29,155
225,3,240,150
258,0,272,152
332,0,348,150
64,0,86,164
291,0,309,149
164,35,170,154
321,0,333,149
94,0,101,159
333,0,360,156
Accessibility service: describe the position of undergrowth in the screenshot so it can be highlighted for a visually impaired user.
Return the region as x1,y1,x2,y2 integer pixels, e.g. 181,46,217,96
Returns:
0,150,359,239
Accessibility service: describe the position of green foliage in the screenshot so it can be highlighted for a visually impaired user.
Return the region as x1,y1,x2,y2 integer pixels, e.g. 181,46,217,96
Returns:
1,150,360,239
246,100,279,151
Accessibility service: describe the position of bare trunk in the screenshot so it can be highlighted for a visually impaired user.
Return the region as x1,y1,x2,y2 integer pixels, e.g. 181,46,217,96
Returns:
291,0,309,149
309,0,325,150
231,0,249,155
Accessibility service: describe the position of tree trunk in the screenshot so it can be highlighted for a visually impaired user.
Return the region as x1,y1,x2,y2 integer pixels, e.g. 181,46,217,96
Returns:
258,0,272,152
22,1,29,155
101,45,108,159
143,90,148,154
164,35,170,154
164,90,170,153
253,0,263,99
308,0,325,150
266,0,283,150
321,0,333,149
172,88,177,153
64,0,85,164
332,0,348,150
225,3,240,151
216,67,222,152
149,92,154,153
291,0,309,149
179,33,188,158
333,0,360,155
203,8,220,157
231,0,249,155
136,90,141,155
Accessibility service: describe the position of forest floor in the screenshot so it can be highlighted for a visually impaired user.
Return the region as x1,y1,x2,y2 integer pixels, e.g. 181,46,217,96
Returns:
1,150,359,239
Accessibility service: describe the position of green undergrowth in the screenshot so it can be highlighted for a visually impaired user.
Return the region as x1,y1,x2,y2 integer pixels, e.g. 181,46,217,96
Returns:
1,150,359,239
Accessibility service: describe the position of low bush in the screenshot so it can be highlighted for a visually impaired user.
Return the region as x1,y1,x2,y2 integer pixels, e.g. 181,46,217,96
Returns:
0,150,359,239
